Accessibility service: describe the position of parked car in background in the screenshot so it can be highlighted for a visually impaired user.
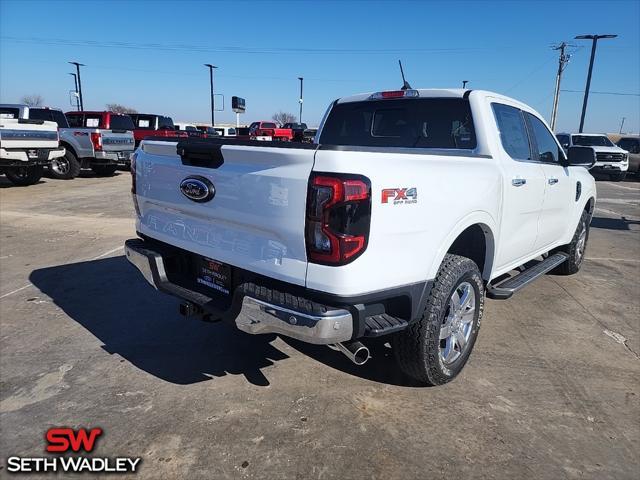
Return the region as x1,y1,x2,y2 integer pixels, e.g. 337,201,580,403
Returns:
556,132,628,181
249,121,293,141
0,104,65,185
125,88,596,386
174,123,203,138
282,122,315,142
127,113,185,146
212,126,237,137
60,111,136,177
615,136,640,176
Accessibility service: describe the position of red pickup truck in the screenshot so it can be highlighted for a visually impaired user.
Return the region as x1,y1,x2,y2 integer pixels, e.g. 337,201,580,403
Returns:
249,121,294,141
127,113,187,146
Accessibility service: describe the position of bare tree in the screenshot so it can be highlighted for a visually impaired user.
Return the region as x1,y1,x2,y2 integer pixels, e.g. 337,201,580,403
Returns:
20,94,44,107
106,103,138,114
272,111,296,126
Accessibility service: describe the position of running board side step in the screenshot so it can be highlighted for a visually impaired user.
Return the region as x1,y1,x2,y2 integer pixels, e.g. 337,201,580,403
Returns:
486,252,569,300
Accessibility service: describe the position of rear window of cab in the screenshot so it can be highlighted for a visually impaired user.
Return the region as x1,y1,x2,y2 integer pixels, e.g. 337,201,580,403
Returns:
319,98,476,149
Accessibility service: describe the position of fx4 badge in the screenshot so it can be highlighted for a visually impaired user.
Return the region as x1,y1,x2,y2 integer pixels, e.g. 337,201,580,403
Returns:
381,188,417,204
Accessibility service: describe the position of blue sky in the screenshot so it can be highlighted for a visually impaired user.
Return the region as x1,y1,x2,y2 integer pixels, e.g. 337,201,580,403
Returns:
1,0,638,132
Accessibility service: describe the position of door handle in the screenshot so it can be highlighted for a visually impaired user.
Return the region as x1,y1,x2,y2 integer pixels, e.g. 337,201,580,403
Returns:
548,178,559,185
512,178,527,187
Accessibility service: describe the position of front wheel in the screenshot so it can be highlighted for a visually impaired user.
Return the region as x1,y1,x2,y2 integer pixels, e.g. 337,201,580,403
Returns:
393,254,484,386
5,165,44,186
91,164,117,177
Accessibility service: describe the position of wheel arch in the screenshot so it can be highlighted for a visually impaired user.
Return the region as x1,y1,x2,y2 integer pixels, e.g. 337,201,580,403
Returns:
59,140,78,159
427,212,497,281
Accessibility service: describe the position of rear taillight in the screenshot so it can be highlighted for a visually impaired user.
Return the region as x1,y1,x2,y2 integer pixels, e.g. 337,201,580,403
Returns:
90,132,102,151
130,151,140,215
305,173,371,265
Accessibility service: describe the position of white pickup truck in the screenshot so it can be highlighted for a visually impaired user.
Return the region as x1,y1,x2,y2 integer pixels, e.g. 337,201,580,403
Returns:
0,104,65,186
125,88,597,385
556,132,629,181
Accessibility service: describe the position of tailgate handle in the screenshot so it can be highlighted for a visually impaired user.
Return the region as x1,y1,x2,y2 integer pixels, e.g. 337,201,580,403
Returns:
177,141,225,169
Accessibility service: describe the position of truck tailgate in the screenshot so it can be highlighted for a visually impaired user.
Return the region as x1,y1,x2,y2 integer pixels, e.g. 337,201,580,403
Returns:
135,140,317,286
101,131,135,152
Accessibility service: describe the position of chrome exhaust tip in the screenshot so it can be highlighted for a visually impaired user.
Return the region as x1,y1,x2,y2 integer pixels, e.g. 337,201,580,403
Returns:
329,341,370,365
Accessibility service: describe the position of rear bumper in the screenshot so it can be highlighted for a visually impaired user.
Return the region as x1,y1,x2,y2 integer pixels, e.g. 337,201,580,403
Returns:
124,237,430,344
0,147,65,164
94,150,132,165
124,238,353,344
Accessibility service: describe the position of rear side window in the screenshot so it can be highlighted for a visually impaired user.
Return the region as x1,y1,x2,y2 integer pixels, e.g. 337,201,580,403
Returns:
28,109,51,122
85,115,101,128
492,103,531,160
50,110,69,128
0,107,20,119
109,115,135,131
319,98,476,149
133,115,154,129
158,116,174,129
66,114,83,128
29,109,70,128
524,113,560,163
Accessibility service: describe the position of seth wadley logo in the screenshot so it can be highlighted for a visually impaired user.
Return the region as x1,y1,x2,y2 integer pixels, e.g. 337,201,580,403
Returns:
6,427,141,474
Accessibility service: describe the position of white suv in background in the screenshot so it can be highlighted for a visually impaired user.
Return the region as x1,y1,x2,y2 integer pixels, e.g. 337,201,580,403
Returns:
556,133,628,181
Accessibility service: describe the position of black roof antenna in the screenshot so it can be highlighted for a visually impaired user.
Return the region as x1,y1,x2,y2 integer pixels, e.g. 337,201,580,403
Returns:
398,60,412,90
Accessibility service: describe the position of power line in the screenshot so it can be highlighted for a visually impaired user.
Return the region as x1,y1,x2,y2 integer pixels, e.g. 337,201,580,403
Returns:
1,35,510,56
560,89,640,96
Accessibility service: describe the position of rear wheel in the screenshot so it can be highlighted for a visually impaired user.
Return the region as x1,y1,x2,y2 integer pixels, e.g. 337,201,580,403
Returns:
610,172,627,182
49,151,80,179
91,164,117,177
5,165,44,186
393,254,484,386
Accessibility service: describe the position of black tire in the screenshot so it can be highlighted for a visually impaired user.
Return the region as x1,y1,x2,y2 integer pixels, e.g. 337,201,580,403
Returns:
5,165,44,186
392,254,484,386
49,150,80,180
552,209,590,275
610,172,627,182
91,164,117,177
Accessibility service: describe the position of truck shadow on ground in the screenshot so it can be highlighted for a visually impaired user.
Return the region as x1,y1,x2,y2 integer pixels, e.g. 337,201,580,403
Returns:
280,337,425,387
0,177,46,188
29,256,288,387
591,215,640,231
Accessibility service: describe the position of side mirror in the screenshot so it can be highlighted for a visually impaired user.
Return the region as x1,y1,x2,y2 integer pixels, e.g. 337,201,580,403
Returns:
565,146,596,168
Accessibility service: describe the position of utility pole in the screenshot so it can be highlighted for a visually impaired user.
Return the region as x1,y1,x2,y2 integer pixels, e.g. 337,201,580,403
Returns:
550,42,571,132
462,80,469,89
68,73,79,110
575,34,617,133
204,64,217,127
68,62,85,111
619,117,626,134
298,77,304,124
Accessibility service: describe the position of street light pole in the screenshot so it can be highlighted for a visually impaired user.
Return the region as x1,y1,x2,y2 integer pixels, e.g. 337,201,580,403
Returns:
298,77,303,124
68,73,79,111
574,34,617,133
68,62,85,111
204,64,217,127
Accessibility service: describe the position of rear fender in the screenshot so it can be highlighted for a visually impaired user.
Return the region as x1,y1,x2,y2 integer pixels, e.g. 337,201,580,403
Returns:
427,211,497,281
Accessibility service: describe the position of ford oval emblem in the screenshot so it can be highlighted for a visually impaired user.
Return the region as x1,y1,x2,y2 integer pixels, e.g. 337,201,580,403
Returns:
180,176,215,203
